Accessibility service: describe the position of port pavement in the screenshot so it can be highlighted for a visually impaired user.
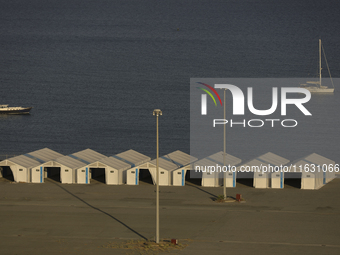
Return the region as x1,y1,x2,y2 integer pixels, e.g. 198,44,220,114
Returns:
0,178,339,255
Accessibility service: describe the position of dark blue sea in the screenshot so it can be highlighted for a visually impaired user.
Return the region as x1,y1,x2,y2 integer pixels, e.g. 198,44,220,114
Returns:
1,0,340,163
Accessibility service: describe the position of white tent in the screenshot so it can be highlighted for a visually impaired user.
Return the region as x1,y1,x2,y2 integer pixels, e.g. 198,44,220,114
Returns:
78,157,131,184
114,150,151,185
70,149,107,181
0,155,41,183
0,148,75,184
26,148,64,183
192,152,241,187
288,153,336,190
137,150,196,186
35,155,87,184
171,151,197,186
237,152,290,189
29,149,105,184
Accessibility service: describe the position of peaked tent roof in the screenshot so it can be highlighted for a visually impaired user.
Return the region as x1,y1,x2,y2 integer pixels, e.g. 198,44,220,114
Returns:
192,151,242,169
238,152,290,170
26,148,64,163
91,156,131,171
54,155,87,169
289,153,335,170
0,154,41,168
149,150,197,171
70,149,107,164
114,149,151,167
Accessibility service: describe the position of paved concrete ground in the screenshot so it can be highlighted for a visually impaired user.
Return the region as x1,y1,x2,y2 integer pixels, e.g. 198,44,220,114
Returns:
0,177,339,255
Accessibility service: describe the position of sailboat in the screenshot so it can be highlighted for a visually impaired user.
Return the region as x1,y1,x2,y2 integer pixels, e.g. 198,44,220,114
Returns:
300,39,335,93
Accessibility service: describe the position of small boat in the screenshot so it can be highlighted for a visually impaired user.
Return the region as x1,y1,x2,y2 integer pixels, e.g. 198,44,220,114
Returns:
0,104,33,114
300,39,335,93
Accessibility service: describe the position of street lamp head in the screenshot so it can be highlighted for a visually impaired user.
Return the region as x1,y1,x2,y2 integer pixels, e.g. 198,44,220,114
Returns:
153,109,162,116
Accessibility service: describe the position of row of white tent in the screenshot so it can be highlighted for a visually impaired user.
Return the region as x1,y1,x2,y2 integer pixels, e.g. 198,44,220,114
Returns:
0,148,337,190
0,148,194,186
194,151,337,190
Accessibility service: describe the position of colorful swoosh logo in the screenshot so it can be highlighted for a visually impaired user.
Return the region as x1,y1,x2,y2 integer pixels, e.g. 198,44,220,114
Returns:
196,82,223,106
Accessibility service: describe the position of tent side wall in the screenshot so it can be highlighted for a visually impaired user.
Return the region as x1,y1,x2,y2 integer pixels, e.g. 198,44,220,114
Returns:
202,172,219,187
159,168,170,186
60,166,74,184
9,165,29,183
271,172,284,189
126,167,139,185
172,165,194,186
225,171,236,188
5,165,17,182
326,170,336,183
253,172,269,188
149,168,156,185
77,167,90,184
31,166,44,183
301,172,316,189
105,167,120,185
172,169,186,186
116,168,124,185
301,170,328,190
315,171,325,190
149,167,170,186
301,171,325,190
18,167,29,183
11,165,18,182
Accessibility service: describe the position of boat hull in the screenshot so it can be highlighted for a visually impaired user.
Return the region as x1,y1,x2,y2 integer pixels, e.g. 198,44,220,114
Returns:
304,87,334,93
0,107,33,114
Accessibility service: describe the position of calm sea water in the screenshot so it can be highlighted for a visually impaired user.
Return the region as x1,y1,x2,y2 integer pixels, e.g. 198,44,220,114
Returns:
0,0,339,162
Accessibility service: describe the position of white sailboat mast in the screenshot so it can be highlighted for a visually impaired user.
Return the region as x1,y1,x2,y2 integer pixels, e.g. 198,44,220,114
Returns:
319,39,322,86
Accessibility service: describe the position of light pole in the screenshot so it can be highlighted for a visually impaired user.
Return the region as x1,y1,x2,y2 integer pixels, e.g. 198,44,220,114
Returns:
223,89,227,199
153,109,162,243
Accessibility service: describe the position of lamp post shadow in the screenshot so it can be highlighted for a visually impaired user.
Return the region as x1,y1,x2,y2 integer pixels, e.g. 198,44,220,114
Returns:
47,179,148,240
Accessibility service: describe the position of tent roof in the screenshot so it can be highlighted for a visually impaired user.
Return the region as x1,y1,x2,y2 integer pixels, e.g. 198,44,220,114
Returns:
193,151,241,168
288,153,335,172
114,149,151,167
91,156,131,171
0,148,64,168
70,149,107,164
1,155,41,168
55,155,87,169
239,152,290,170
25,148,64,163
150,150,197,171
